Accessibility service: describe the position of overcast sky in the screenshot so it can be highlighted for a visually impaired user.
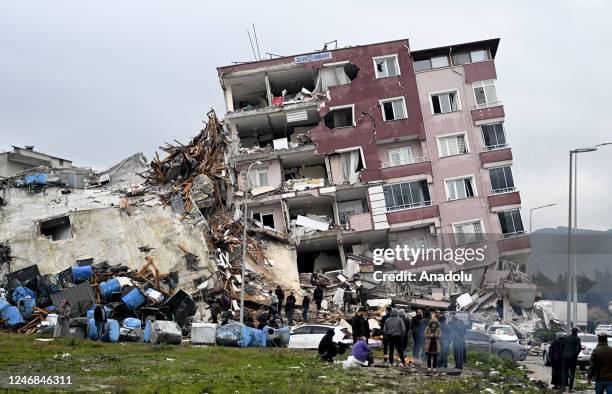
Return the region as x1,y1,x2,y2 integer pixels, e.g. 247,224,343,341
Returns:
1,0,610,231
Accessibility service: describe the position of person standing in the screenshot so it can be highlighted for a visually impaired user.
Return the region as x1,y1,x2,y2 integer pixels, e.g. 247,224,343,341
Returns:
285,292,296,326
302,295,310,321
275,286,285,314
549,335,565,390
357,284,368,307
411,309,423,359
424,318,441,372
343,285,352,313
562,327,582,392
419,310,431,361
209,300,220,324
93,304,107,341
313,284,324,318
438,313,450,368
398,309,411,358
350,307,370,344
381,306,392,363
587,334,612,394
53,299,71,338
270,293,279,314
449,315,467,369
383,308,406,366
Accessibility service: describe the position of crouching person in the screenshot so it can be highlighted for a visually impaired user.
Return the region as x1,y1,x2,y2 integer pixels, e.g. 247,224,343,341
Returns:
318,329,346,362
342,337,374,368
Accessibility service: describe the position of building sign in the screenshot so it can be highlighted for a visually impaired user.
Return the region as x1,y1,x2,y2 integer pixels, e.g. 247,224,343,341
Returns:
294,51,332,64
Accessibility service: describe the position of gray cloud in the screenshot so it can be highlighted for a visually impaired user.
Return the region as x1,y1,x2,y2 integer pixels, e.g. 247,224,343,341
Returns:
1,0,610,230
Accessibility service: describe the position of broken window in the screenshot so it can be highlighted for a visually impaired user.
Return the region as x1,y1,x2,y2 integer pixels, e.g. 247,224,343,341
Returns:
373,55,400,78
438,134,467,157
383,180,431,211
339,150,363,185
473,79,499,108
498,209,525,237
413,55,450,72
380,97,407,121
315,63,358,92
489,166,515,194
40,216,72,241
324,106,354,129
431,91,459,114
247,167,269,188
481,123,507,150
337,200,366,225
446,177,476,200
453,220,485,245
252,211,275,229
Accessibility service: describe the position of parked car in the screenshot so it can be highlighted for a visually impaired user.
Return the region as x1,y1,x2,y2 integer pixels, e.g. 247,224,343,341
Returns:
541,333,605,368
595,324,612,336
487,324,519,343
465,329,528,361
288,324,353,349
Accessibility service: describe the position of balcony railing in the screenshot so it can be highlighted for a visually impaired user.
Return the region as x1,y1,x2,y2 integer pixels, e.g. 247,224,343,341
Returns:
385,200,432,213
482,143,509,151
381,156,427,169
491,186,516,194
475,101,502,109
500,230,526,239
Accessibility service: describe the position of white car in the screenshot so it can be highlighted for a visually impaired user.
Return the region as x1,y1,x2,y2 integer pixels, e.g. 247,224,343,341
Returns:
487,325,519,343
288,324,353,349
595,324,612,336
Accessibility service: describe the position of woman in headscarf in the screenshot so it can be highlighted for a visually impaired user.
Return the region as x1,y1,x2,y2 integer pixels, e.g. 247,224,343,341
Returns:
53,299,71,338
424,317,441,372
318,329,339,362
549,335,565,390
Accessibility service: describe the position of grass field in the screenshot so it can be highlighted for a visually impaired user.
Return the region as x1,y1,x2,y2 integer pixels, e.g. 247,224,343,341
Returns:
0,332,552,393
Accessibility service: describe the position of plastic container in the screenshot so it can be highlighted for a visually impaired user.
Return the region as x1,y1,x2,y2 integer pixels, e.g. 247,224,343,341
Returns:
143,320,152,343
99,279,121,300
216,323,253,348
149,320,182,345
87,318,120,342
72,266,93,283
191,322,217,345
263,326,290,348
1,306,24,327
86,305,112,319
122,317,141,329
121,288,145,310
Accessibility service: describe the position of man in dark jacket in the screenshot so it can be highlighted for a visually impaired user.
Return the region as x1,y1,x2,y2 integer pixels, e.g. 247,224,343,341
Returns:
562,327,582,391
313,284,324,318
302,295,310,321
285,292,296,326
398,309,411,358
356,284,368,307
350,307,370,344
93,304,107,341
587,334,612,393
275,286,285,314
383,308,406,366
381,306,392,362
438,313,450,368
343,285,352,313
449,315,467,369
209,300,220,324
318,329,344,362
411,309,423,359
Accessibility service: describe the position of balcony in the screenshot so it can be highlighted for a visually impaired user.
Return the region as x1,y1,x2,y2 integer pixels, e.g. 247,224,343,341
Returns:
361,157,433,183
497,232,531,255
488,190,521,208
386,203,440,225
471,105,504,122
480,146,512,165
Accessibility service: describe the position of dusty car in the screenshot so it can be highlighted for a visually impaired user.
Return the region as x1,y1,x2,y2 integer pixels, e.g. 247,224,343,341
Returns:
465,329,528,361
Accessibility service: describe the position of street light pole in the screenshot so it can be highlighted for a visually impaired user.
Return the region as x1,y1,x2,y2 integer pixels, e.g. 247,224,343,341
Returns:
240,161,262,324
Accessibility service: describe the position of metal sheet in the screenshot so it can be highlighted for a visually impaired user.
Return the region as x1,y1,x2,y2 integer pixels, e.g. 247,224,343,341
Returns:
50,281,96,318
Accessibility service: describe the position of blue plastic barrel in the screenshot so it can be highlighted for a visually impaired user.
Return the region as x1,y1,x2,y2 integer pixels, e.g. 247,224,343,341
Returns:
121,288,145,310
99,279,121,300
72,266,92,283
143,320,152,342
122,317,141,329
1,306,24,327
0,298,10,312
87,319,98,339
87,318,120,342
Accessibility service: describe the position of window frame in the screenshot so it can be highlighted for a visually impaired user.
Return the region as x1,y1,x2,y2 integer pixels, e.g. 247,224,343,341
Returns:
436,132,470,158
387,146,414,167
498,209,525,238
452,218,486,246
472,79,500,109
444,174,478,201
327,104,356,128
480,123,507,150
429,90,462,114
372,54,401,79
383,179,431,212
247,166,269,188
379,96,408,121
251,211,275,228
488,166,515,194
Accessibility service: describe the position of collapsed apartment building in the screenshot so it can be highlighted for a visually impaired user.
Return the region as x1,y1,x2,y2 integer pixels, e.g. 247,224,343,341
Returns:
0,37,542,343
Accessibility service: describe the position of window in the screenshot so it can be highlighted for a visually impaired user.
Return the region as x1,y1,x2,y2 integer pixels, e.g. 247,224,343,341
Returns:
324,106,354,129
388,146,413,167
498,209,525,237
473,80,499,108
337,200,365,225
453,220,485,245
431,91,460,114
373,55,400,78
380,97,407,121
40,216,72,241
481,123,507,150
489,166,515,194
383,180,431,211
404,235,427,253
438,134,468,157
452,49,490,65
252,212,275,228
446,177,476,200
247,167,269,188
413,55,450,72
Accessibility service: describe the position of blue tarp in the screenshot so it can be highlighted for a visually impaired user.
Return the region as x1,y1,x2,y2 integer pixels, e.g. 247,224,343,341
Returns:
24,174,48,186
